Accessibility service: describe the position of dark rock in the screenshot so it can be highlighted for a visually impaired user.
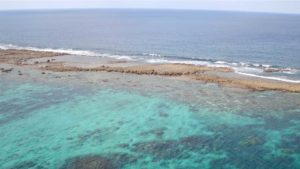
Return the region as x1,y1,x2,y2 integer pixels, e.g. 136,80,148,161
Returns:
60,155,116,169
18,71,23,76
264,68,280,73
2,68,13,73
158,112,169,117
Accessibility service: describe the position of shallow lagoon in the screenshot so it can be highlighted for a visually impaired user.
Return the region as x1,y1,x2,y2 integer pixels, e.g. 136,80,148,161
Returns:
0,67,300,169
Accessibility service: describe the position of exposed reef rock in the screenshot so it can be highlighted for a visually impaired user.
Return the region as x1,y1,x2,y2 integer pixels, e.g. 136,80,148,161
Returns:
192,74,300,92
43,63,300,92
1,68,13,73
1,49,300,93
0,49,65,65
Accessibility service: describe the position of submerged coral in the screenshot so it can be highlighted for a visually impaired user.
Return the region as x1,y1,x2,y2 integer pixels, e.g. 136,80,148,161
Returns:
60,155,116,169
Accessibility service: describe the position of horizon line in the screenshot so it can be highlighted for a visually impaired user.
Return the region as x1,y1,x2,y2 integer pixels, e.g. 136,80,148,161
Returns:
0,7,299,15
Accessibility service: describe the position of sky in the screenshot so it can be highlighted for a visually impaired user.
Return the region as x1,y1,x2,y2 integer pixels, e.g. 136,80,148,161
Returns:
0,0,300,14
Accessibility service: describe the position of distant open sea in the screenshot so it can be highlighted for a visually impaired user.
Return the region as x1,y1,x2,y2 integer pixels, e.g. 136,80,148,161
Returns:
0,9,300,81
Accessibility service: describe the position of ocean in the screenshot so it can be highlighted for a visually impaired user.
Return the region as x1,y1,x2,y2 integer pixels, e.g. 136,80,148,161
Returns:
0,9,300,81
1,9,300,169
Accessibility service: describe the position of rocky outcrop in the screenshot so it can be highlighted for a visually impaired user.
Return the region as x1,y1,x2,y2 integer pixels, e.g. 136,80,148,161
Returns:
1,68,13,73
42,63,300,92
0,49,65,65
43,63,233,75
191,74,300,92
1,49,299,93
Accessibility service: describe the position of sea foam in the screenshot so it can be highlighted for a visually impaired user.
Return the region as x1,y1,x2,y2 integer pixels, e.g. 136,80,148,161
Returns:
236,72,300,83
0,43,134,60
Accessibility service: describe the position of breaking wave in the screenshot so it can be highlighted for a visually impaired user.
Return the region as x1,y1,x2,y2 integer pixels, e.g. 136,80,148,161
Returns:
0,43,134,60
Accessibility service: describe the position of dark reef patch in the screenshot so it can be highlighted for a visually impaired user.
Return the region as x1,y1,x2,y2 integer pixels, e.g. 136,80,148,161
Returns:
60,155,116,169
132,140,183,161
179,135,214,150
131,135,221,162
280,135,300,154
107,153,138,168
158,112,169,118
78,128,103,143
60,153,138,169
139,127,167,138
129,124,300,168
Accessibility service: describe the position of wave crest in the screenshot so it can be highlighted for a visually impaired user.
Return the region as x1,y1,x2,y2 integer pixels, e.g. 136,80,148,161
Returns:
0,43,134,60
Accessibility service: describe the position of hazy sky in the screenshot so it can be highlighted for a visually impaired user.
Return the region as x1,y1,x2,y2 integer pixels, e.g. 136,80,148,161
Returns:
0,0,300,14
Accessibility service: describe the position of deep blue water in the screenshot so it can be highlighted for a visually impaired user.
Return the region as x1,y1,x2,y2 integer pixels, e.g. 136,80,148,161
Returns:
0,9,300,69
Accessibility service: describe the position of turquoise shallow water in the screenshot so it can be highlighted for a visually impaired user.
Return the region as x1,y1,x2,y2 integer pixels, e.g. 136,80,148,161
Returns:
1,71,300,169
